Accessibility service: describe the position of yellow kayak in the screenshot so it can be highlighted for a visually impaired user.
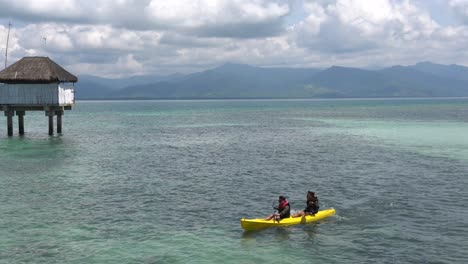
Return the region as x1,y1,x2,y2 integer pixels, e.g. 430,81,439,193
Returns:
240,208,336,231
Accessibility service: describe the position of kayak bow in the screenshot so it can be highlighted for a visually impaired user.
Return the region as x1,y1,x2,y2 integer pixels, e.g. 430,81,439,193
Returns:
240,208,336,231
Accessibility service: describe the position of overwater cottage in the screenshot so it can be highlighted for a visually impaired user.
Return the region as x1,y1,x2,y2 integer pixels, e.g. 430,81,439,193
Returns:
0,57,77,136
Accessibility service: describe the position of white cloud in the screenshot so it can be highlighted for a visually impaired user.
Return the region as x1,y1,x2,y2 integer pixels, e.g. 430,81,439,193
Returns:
1,0,468,76
68,53,143,78
143,0,290,38
0,0,289,38
116,53,143,71
145,0,288,26
449,0,468,23
0,0,80,17
294,0,441,53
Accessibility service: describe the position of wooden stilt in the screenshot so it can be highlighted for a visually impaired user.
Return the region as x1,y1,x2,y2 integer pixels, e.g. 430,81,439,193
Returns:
6,111,14,136
17,111,25,135
56,111,63,134
48,115,54,135
1,105,72,136
46,111,54,135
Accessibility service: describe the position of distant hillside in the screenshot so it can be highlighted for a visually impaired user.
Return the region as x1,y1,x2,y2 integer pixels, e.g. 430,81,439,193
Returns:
115,63,321,99
306,66,389,97
379,65,468,97
75,73,185,99
75,62,468,99
74,79,114,99
409,62,468,82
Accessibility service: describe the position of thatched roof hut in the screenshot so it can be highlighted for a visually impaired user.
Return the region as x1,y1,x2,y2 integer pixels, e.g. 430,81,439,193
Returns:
0,57,77,106
0,57,77,83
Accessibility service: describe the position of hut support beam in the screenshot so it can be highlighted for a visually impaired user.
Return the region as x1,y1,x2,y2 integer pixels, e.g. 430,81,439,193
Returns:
4,110,14,136
46,111,54,135
17,111,25,135
56,111,63,134
1,105,72,136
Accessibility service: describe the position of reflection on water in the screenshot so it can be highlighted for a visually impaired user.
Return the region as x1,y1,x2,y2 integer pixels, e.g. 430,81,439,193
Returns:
241,226,292,242
0,136,72,174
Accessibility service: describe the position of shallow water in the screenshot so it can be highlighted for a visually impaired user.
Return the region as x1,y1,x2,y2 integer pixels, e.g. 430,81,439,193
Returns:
1,98,467,263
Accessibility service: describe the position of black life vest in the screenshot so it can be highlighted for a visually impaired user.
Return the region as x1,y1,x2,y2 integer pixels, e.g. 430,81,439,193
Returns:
305,198,319,213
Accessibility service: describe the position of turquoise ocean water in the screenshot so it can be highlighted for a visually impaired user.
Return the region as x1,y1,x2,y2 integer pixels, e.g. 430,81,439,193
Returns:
0,98,467,263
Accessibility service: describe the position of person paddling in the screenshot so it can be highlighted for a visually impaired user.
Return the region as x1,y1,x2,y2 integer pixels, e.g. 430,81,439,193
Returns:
265,195,291,221
293,191,320,217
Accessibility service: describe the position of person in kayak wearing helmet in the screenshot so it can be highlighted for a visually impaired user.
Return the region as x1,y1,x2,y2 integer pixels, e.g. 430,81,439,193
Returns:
293,191,320,217
264,195,291,221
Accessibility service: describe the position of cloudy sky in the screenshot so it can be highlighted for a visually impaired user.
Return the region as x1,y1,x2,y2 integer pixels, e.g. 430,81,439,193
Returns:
0,0,467,78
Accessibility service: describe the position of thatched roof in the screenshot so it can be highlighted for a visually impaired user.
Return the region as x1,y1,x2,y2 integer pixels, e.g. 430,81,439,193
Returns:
0,57,78,83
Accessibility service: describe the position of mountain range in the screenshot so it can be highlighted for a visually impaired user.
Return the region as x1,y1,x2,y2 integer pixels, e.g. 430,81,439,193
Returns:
74,62,468,99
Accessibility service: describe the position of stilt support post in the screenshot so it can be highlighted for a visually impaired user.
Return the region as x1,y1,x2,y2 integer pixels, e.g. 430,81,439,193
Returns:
46,110,55,135
55,110,63,134
4,110,14,136
17,111,25,135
